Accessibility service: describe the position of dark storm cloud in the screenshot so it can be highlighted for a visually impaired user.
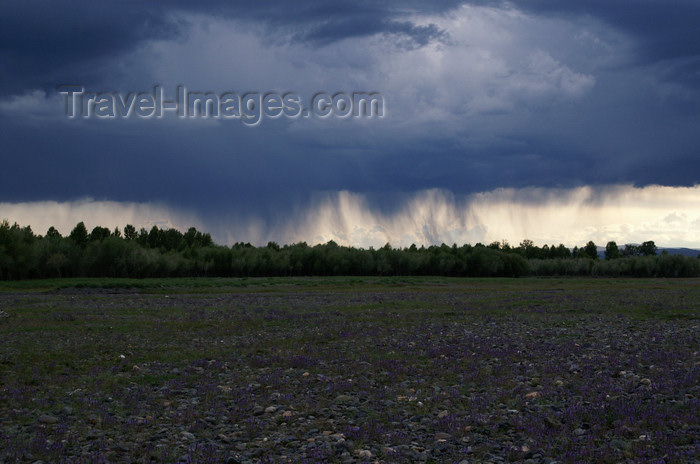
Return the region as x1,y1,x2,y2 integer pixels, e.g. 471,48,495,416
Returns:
0,112,380,215
191,0,459,45
0,0,453,97
3,0,698,96
1,0,699,238
507,0,700,80
0,1,184,96
290,17,447,49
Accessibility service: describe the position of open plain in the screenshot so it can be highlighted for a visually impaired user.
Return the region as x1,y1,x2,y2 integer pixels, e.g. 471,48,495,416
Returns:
0,277,698,463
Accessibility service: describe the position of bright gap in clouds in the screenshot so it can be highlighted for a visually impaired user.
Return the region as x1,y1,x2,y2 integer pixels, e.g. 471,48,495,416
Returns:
3,184,700,249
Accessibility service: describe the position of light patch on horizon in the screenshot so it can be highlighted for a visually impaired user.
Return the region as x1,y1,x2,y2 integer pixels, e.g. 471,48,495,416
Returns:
279,184,700,248
2,185,700,249
0,199,204,238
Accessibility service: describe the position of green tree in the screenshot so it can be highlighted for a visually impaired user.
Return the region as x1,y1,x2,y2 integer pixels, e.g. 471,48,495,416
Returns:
622,244,639,257
183,227,213,248
583,241,598,259
69,222,89,248
147,226,162,248
519,239,540,259
137,228,149,246
548,244,571,259
123,224,137,240
89,226,111,242
46,226,61,239
605,241,620,260
639,240,657,256
161,228,184,251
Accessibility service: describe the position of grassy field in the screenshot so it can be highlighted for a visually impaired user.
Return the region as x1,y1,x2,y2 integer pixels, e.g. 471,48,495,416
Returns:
2,275,697,293
0,277,698,463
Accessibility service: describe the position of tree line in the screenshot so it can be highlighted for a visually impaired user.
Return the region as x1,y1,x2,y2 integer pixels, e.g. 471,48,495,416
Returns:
1,219,698,280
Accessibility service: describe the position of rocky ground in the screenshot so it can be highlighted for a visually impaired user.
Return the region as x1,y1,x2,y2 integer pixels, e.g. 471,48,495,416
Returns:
0,279,698,463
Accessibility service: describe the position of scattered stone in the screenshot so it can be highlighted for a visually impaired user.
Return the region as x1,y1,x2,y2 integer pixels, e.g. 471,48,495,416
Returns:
115,443,130,452
611,439,632,450
1,286,697,463
544,416,562,428
38,414,59,424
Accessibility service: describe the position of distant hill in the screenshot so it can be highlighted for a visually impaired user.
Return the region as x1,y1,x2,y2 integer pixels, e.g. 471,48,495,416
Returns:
658,248,700,257
596,247,700,258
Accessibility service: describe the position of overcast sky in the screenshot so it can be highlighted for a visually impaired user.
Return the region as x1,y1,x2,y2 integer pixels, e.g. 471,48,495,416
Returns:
1,1,699,247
